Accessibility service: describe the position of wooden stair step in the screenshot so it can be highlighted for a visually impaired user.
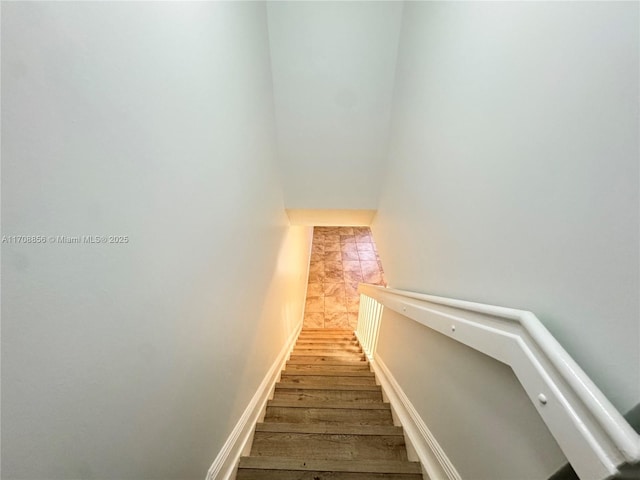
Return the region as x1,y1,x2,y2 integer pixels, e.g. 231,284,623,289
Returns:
299,334,355,339
298,332,356,340
280,374,377,387
301,329,353,333
255,422,402,436
294,344,360,350
282,362,373,375
296,337,360,345
297,337,357,343
276,383,380,392
291,350,364,357
291,347,364,357
277,375,380,391
294,345,360,351
282,370,374,377
273,388,382,404
264,405,393,426
292,352,365,359
296,339,359,345
285,362,370,371
236,325,423,478
294,345,362,352
236,470,421,480
294,345,362,351
251,432,407,461
300,328,356,335
288,356,366,364
268,400,390,410
238,457,422,475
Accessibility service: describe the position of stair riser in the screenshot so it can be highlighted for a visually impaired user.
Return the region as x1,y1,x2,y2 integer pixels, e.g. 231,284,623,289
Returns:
297,338,359,342
285,364,371,373
301,329,353,333
295,345,360,350
240,326,420,477
294,345,362,355
298,335,356,340
273,389,383,404
293,349,363,356
264,407,393,426
289,356,366,364
238,457,423,475
280,375,377,386
294,345,362,351
255,424,402,436
251,432,407,461
236,470,422,480
294,345,360,351
299,331,353,334
299,331,354,335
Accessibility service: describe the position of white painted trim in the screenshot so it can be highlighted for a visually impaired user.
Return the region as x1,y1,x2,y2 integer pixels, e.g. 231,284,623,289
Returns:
205,321,302,480
358,284,640,480
367,349,461,480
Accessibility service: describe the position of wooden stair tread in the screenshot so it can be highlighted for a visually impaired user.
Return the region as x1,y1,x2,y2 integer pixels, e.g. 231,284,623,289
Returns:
237,326,422,477
238,456,422,474
276,383,380,392
283,368,372,377
256,423,402,436
296,339,358,343
265,407,393,426
268,399,390,410
297,336,357,340
294,346,361,350
299,334,355,338
288,357,366,365
297,338,357,343
294,344,359,349
282,370,374,377
273,391,382,404
294,345,362,351
301,329,354,332
291,351,364,358
287,359,368,365
280,376,377,387
291,348,364,359
298,333,356,337
251,433,407,461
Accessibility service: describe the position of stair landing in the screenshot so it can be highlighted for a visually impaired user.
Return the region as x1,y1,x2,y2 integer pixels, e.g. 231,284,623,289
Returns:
236,328,423,479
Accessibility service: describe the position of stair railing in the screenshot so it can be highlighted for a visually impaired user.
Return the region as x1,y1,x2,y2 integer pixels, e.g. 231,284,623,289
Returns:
355,293,384,359
354,282,640,480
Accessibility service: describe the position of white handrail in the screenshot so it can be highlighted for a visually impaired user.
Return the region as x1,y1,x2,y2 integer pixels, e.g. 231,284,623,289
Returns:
356,283,640,480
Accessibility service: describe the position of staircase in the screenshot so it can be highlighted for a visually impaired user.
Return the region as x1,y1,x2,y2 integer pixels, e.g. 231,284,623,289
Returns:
236,328,423,479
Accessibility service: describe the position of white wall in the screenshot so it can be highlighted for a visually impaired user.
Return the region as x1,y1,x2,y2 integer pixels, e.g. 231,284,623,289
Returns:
376,309,567,480
267,1,403,209
1,2,311,479
373,0,639,423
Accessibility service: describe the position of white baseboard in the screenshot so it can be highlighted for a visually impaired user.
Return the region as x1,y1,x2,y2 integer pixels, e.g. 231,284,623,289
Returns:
372,355,461,480
205,322,302,480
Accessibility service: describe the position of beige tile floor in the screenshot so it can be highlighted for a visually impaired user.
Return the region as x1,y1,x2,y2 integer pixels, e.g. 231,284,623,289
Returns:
303,226,386,329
